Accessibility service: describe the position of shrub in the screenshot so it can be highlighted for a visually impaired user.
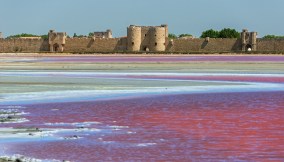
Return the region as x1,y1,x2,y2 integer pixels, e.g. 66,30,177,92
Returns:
219,28,240,38
263,35,284,39
200,29,220,38
168,33,177,39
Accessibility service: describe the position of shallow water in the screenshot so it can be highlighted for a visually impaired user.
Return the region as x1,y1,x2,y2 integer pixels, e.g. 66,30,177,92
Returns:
1,92,284,161
0,55,284,161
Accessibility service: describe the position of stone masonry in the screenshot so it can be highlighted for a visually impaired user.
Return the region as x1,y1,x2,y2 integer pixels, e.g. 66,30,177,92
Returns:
127,24,168,52
241,29,257,51
48,30,67,52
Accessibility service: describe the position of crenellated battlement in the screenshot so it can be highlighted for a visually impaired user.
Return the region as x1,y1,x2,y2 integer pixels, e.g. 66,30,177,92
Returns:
0,25,284,53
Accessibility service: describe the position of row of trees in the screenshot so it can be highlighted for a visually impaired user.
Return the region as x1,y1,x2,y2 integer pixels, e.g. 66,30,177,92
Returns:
200,28,240,38
7,32,93,39
168,33,193,39
73,32,94,38
262,35,284,39
169,28,240,39
170,28,284,39
7,33,48,39
5,31,284,39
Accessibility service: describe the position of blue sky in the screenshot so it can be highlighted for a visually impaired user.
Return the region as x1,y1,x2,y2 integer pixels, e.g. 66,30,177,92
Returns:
0,0,283,37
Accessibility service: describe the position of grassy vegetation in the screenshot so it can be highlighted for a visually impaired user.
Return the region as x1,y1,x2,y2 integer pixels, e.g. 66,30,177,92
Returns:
6,33,48,39
262,35,284,39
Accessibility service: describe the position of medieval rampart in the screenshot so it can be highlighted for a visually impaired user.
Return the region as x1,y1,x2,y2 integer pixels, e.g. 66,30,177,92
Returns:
257,38,284,51
170,38,241,52
64,38,127,53
1,25,284,53
0,38,48,52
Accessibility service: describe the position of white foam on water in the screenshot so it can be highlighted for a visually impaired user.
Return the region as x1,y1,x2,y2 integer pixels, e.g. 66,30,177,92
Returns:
136,143,157,147
0,81,283,105
0,110,29,116
0,128,55,139
0,118,29,124
108,125,129,129
0,154,61,162
0,106,26,109
0,127,102,140
44,121,101,126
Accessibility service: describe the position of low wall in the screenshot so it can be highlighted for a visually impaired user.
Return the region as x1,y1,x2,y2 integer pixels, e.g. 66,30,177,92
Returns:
1,37,284,53
257,39,284,51
0,39,49,52
170,38,242,52
64,38,127,52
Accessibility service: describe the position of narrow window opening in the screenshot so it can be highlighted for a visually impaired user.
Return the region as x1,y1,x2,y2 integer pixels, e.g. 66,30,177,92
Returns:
155,42,157,46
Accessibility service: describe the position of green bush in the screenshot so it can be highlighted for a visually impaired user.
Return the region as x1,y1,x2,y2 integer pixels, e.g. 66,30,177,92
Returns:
7,33,38,39
200,29,220,38
219,28,240,38
168,33,177,39
7,33,48,39
41,35,48,39
179,34,192,38
200,28,240,38
88,32,94,37
263,35,284,39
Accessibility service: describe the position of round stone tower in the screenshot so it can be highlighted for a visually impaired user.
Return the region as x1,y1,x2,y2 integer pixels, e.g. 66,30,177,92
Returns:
150,27,166,52
251,32,257,51
127,25,141,51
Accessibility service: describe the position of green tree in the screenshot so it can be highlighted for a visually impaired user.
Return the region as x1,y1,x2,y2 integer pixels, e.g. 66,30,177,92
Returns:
200,29,220,38
179,34,192,38
41,35,48,39
73,33,78,38
88,32,94,37
263,35,284,39
7,33,39,39
168,33,177,39
219,28,240,38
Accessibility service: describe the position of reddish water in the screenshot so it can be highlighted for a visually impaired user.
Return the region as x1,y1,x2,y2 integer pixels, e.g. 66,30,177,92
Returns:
4,91,284,161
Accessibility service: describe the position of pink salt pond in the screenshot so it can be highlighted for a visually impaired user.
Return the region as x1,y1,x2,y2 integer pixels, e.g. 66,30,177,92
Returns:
0,55,284,161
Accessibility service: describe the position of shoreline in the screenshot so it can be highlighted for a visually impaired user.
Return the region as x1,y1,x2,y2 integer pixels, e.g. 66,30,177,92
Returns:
1,52,284,57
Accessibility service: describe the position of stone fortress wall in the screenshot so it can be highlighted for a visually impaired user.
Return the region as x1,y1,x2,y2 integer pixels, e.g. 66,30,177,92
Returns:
0,38,49,52
1,25,284,53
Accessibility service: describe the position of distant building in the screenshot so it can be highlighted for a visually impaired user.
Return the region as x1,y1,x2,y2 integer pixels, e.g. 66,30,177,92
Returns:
0,32,3,39
93,30,112,38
